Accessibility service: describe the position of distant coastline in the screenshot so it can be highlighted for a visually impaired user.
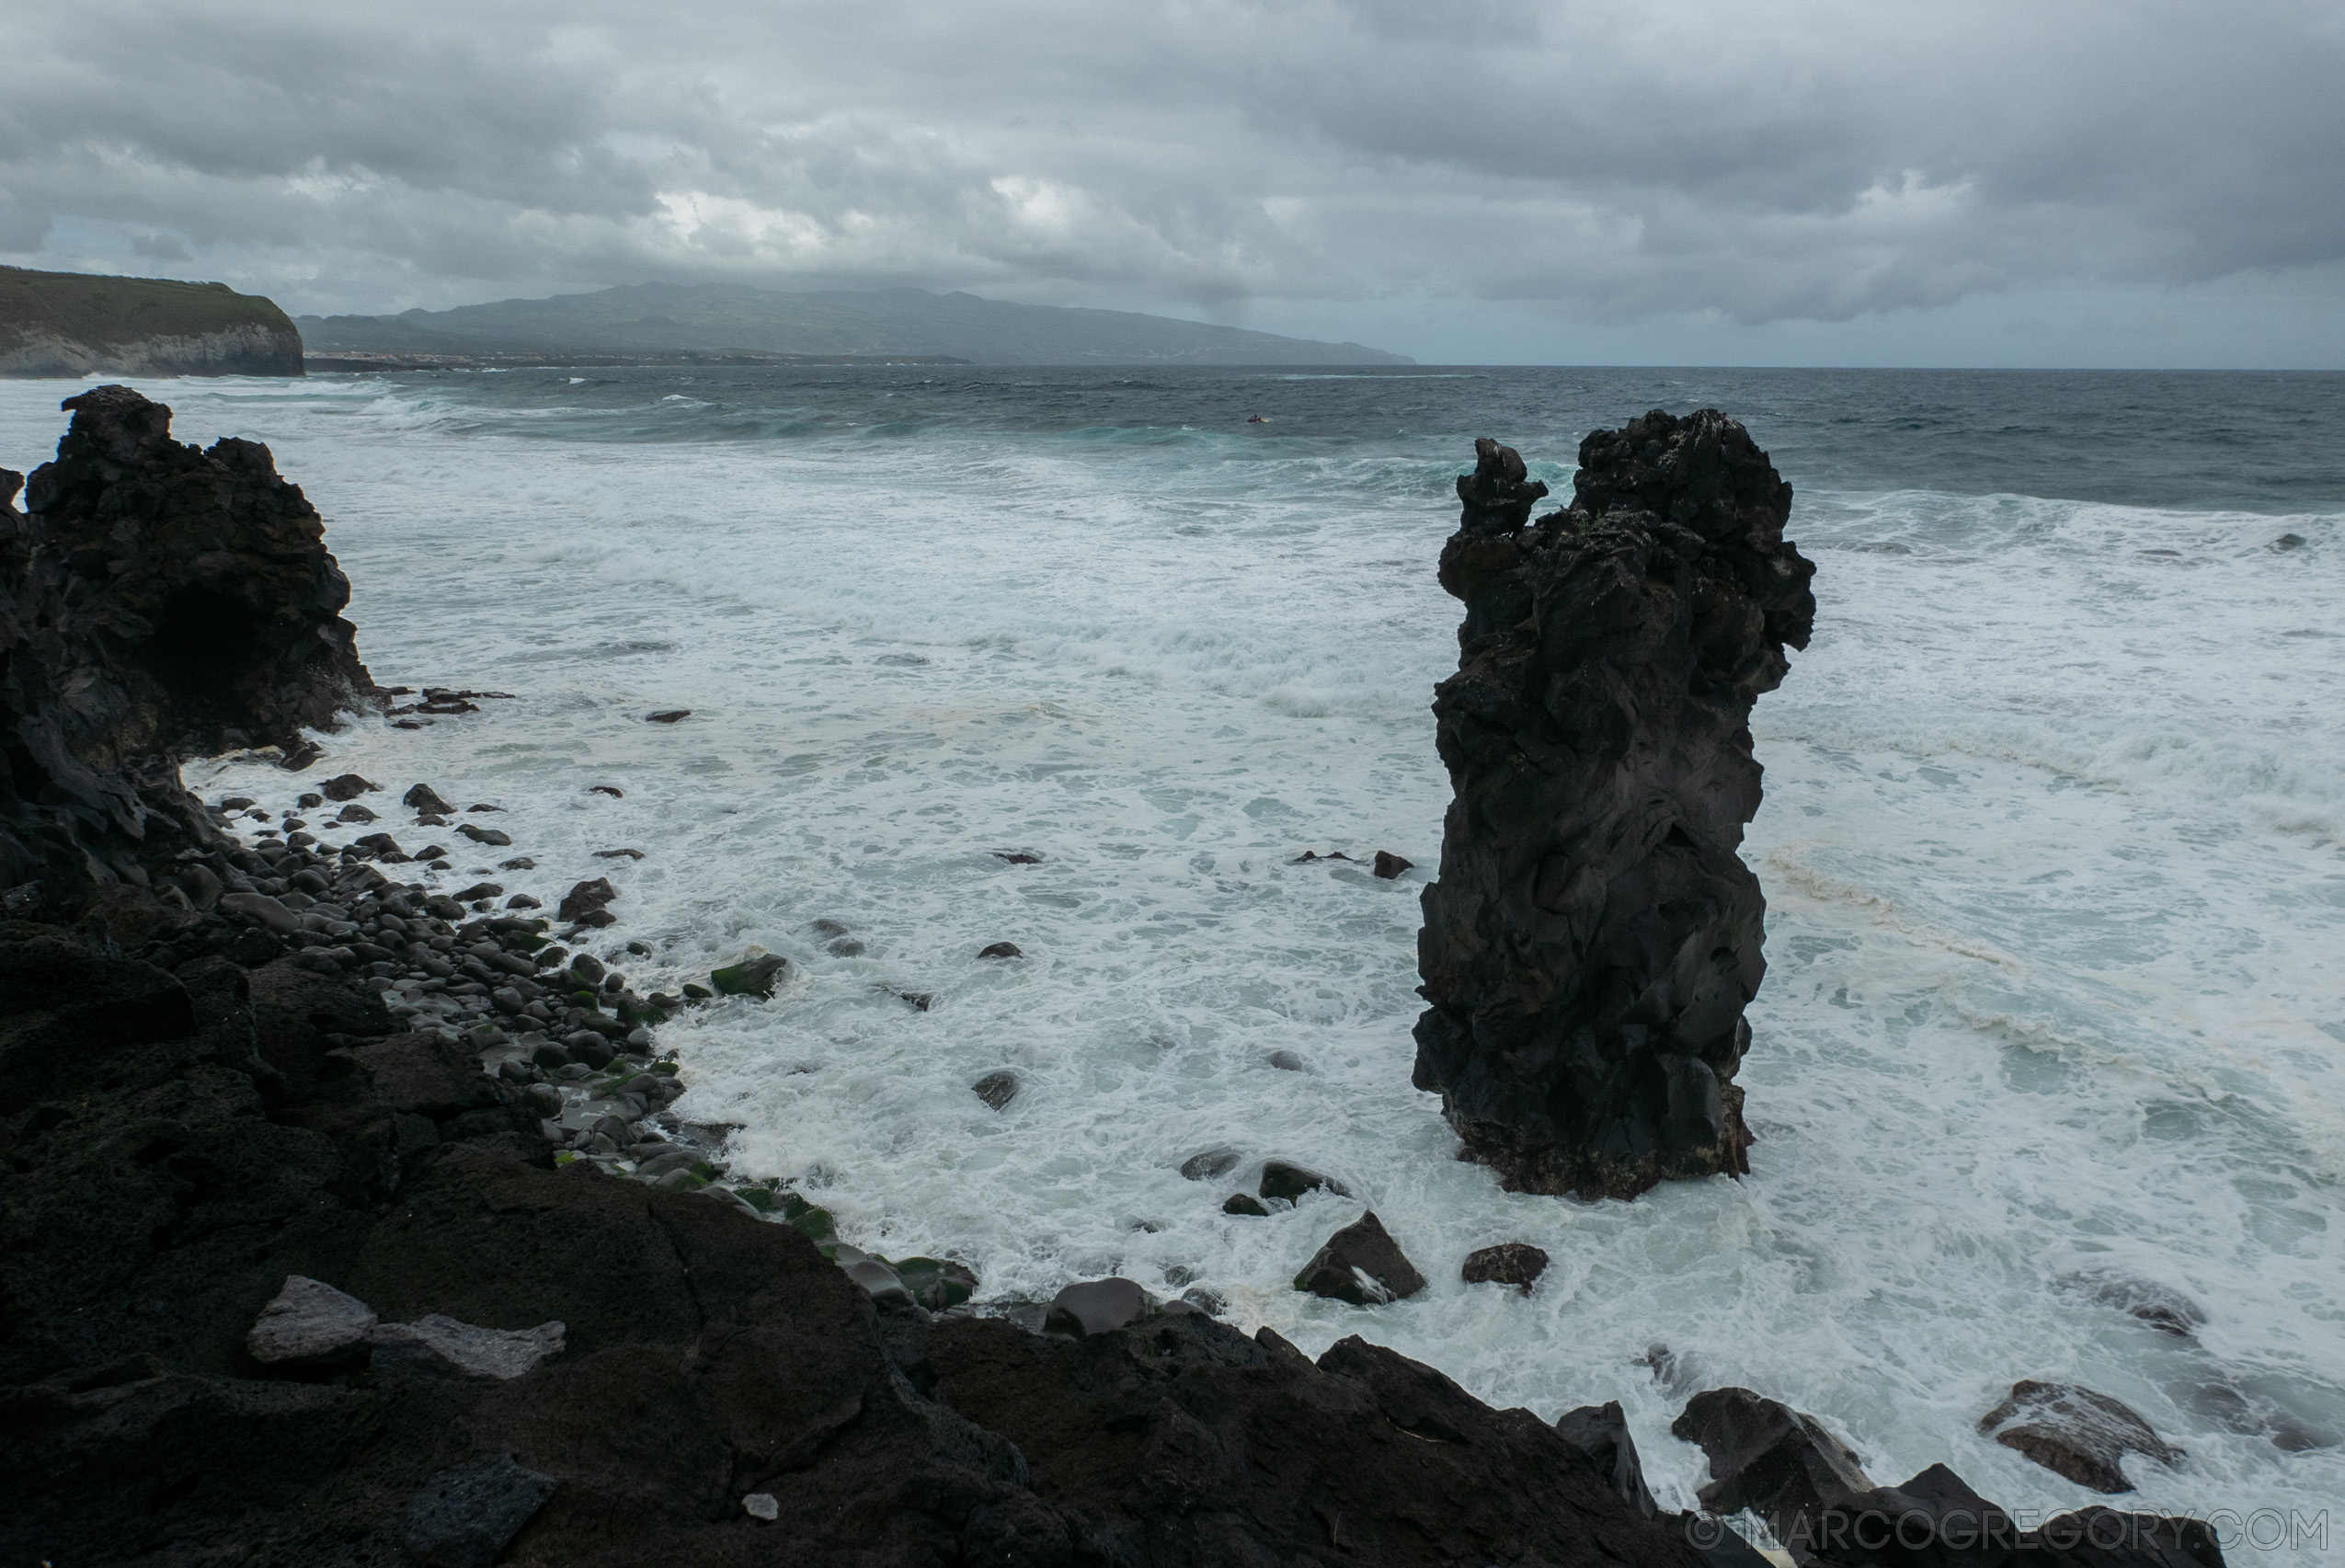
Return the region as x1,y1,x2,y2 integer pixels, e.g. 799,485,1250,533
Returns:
0,265,303,378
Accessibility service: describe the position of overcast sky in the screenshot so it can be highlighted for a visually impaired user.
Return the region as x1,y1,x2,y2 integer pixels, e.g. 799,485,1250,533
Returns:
5,0,2341,366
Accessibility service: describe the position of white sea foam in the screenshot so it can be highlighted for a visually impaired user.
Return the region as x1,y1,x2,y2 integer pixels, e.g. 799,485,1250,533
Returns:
5,374,2338,1551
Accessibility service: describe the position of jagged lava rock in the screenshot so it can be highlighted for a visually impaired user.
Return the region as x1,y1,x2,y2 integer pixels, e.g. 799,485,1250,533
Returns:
1294,1211,1427,1305
1413,411,1817,1198
0,385,375,900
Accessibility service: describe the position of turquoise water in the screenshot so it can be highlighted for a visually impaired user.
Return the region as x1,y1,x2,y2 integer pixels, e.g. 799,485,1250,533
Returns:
6,366,2340,1551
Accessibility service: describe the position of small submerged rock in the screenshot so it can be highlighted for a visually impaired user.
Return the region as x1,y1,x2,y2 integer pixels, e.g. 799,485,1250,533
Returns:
1371,850,1413,879
1462,1242,1549,1289
1979,1379,2180,1493
645,708,692,724
972,1070,1021,1110
321,773,377,802
1180,1145,1241,1181
1223,1193,1269,1217
978,941,1023,959
1295,1212,1425,1304
456,823,512,846
711,952,787,999
1260,1160,1344,1203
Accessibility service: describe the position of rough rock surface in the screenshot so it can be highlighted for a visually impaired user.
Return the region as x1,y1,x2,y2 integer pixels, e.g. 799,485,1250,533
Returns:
1462,1241,1550,1288
1980,1380,2181,1494
1293,1211,1428,1304
0,385,375,905
246,1275,378,1365
1413,411,1818,1198
1673,1386,2219,1568
929,1315,1705,1568
1554,1400,1658,1516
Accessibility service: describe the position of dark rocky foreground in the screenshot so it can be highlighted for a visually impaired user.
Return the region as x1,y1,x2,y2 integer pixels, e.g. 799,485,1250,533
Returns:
0,390,2221,1566
1413,415,1818,1200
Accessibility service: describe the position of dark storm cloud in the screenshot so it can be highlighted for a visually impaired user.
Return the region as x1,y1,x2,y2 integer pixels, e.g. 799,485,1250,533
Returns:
2,0,2338,324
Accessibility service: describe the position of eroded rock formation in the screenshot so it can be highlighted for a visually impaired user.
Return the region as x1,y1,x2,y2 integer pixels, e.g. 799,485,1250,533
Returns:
0,383,375,904
1413,410,1816,1198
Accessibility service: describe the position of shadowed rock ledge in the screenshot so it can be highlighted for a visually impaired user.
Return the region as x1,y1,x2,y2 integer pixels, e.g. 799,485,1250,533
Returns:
1413,411,1817,1199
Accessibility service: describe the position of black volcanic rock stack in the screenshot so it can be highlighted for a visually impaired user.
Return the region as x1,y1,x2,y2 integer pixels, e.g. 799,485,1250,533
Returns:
1413,410,1817,1199
0,384,376,903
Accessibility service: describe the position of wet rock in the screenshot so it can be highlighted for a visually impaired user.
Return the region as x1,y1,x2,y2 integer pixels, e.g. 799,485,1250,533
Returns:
1179,1144,1241,1181
1672,1387,1873,1521
555,878,616,923
1555,1401,1658,1516
594,847,645,861
1980,1380,2180,1494
645,709,691,723
891,1256,978,1311
588,784,623,797
1371,850,1413,879
368,1314,566,1379
842,1258,914,1308
1259,1160,1345,1203
498,856,534,871
245,1275,378,1366
1294,1211,1426,1304
1413,414,1817,1200
710,952,786,998
1044,1277,1155,1337
1222,1193,1270,1217
334,803,377,824
978,941,1023,959
1266,1048,1305,1070
403,784,453,814
994,851,1043,864
401,1452,560,1568
971,1070,1021,1110
456,823,511,846
320,773,377,802
452,882,504,902
1462,1242,1549,1288
2064,1270,2207,1340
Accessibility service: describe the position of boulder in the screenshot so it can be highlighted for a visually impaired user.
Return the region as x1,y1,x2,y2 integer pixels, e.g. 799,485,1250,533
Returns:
1980,1380,2180,1494
404,784,453,815
1044,1277,1155,1337
1178,1144,1241,1181
1223,1194,1270,1217
556,878,617,922
368,1314,566,1380
1259,1160,1344,1203
245,1275,377,1366
1294,1212,1426,1305
978,941,1023,959
320,773,377,802
1413,413,1817,1199
710,952,786,999
971,1070,1021,1110
1555,1401,1657,1516
1462,1242,1549,1288
1372,850,1413,879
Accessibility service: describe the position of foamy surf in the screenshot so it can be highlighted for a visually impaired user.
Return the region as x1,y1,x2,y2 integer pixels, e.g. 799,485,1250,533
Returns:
5,365,2337,1552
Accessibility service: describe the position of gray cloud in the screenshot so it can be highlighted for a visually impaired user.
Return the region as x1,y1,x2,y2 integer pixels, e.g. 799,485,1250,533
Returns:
2,0,2338,340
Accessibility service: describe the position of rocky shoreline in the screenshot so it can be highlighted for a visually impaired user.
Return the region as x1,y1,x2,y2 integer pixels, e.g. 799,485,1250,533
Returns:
1,388,2230,1567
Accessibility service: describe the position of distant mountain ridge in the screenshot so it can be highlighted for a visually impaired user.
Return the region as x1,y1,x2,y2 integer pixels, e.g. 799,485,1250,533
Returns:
298,283,1413,367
